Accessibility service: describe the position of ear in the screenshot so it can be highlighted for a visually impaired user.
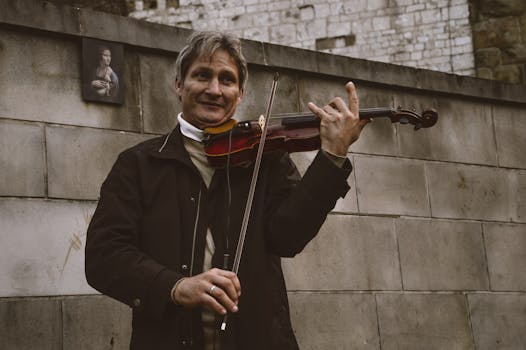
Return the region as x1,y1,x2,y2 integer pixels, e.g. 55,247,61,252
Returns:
236,88,244,105
175,79,183,101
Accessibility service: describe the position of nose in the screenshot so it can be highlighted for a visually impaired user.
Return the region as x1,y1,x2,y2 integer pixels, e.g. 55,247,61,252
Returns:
205,78,221,96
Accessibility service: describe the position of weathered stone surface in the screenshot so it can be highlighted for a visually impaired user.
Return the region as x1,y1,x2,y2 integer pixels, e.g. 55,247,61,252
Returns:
494,104,526,169
475,48,501,67
289,292,380,350
377,293,474,350
354,155,429,216
46,125,152,200
476,67,493,79
0,120,45,197
63,295,132,349
396,95,497,165
0,198,97,296
282,215,401,290
290,151,358,213
236,67,299,121
397,218,489,290
493,64,523,84
0,28,141,131
0,298,61,350
502,44,526,64
427,162,518,222
140,53,180,134
468,293,526,350
479,0,526,17
0,0,79,35
78,6,190,51
484,223,526,291
473,17,521,49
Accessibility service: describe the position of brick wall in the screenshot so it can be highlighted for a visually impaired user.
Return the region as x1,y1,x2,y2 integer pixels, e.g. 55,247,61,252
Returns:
129,0,475,76
1,1,526,349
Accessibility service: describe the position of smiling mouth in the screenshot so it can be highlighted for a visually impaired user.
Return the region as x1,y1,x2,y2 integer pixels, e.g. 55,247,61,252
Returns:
200,102,224,108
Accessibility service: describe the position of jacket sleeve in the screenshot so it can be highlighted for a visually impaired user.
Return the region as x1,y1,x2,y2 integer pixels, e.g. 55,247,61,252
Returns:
85,149,182,321
265,150,352,257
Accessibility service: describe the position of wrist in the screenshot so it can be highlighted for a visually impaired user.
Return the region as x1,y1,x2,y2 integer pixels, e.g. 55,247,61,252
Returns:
170,277,187,305
321,149,347,168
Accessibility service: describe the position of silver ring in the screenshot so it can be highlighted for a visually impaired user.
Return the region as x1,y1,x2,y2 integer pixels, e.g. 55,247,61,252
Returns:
209,285,217,294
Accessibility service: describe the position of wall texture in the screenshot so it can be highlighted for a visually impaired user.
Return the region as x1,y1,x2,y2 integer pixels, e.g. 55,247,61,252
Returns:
1,0,526,349
129,0,476,76
470,0,526,84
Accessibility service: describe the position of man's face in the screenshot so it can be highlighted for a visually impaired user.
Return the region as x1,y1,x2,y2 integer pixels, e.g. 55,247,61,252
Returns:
176,49,244,129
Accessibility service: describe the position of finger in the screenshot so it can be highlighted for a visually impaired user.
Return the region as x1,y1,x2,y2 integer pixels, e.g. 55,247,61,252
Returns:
209,275,240,304
207,283,239,314
307,102,324,118
202,292,228,315
345,81,359,118
210,268,242,297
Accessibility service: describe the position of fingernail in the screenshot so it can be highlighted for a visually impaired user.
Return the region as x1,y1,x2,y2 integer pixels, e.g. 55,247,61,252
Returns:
233,305,239,312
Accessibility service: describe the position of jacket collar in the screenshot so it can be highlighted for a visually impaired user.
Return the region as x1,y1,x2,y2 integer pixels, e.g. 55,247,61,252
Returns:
149,125,195,165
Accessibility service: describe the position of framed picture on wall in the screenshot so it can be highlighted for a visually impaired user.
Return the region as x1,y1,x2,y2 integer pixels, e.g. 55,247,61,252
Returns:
82,38,124,105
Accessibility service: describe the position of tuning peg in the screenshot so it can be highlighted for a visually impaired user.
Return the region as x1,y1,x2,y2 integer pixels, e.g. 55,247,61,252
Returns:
399,117,409,124
414,123,422,131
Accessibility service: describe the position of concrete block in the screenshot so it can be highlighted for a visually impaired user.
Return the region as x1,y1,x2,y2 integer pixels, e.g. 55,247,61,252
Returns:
63,295,132,350
289,292,380,350
0,28,141,131
354,155,430,216
0,297,61,350
395,94,497,165
0,198,97,296
282,215,401,290
46,125,152,200
290,151,358,213
235,67,299,121
140,53,180,134
0,0,79,36
78,6,190,52
377,293,474,350
262,42,318,73
397,218,489,290
494,104,526,169
0,120,45,196
484,223,526,291
427,162,518,222
468,293,526,350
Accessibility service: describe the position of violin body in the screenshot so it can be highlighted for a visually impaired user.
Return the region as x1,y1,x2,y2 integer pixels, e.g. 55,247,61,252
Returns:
204,119,321,168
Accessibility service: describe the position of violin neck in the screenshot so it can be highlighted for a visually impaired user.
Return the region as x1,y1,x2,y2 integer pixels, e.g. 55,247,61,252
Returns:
277,107,395,127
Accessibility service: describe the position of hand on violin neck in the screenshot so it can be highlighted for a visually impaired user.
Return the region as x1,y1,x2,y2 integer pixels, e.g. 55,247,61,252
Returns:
307,81,369,157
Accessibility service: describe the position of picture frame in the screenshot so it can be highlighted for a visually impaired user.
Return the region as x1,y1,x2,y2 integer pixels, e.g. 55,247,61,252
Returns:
82,38,124,105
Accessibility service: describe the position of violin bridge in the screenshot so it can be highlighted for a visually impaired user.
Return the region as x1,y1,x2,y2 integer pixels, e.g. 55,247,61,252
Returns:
258,114,266,131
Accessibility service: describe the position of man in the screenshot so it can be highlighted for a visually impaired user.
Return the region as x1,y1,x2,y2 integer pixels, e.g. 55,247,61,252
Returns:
85,31,368,350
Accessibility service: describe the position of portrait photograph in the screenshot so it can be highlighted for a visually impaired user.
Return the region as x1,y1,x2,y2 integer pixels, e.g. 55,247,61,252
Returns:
82,38,124,104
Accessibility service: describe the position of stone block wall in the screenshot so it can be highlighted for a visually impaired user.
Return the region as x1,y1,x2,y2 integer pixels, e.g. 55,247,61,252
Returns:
470,0,526,84
1,1,526,349
129,0,475,76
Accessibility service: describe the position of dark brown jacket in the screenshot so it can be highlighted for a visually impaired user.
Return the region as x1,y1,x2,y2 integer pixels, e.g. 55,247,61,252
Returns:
85,126,352,349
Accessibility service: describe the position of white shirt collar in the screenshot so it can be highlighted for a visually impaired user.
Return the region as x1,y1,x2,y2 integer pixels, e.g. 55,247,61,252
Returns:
177,113,205,142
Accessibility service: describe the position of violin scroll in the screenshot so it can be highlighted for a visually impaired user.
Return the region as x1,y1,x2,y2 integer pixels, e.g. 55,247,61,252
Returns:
379,107,438,130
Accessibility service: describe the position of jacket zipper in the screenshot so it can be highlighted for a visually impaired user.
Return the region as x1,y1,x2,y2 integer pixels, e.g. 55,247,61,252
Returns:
189,187,202,278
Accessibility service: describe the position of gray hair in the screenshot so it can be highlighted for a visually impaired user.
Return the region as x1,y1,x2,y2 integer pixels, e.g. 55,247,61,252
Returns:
175,31,248,91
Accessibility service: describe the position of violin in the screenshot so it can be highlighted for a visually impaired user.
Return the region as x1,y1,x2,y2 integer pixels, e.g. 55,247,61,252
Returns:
203,107,438,168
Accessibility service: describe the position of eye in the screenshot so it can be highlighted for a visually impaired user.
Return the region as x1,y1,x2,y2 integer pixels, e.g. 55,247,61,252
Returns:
193,70,210,81
220,74,237,85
